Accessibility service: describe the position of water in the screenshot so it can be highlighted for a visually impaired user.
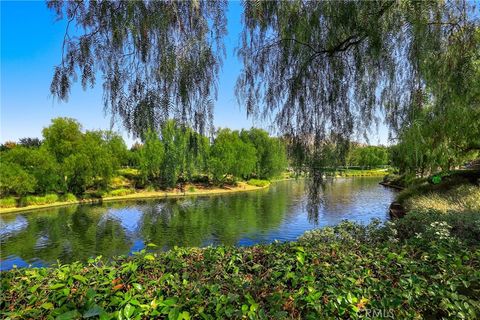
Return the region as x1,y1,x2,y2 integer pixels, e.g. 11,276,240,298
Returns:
0,178,396,270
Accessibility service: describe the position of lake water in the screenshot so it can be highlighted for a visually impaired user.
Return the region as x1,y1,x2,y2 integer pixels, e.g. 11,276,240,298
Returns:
0,178,396,270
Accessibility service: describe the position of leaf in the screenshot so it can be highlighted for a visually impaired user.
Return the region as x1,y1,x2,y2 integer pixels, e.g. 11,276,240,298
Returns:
41,302,54,310
177,311,190,320
146,243,158,247
56,310,81,320
83,304,104,318
132,283,143,292
124,304,135,318
49,283,65,290
144,254,155,261
296,252,305,265
73,274,87,284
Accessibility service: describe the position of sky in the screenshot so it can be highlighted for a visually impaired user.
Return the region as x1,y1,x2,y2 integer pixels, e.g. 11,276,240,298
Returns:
1,1,389,146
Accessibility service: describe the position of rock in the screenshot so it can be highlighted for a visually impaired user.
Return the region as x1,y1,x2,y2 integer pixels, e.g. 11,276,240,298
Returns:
389,202,406,219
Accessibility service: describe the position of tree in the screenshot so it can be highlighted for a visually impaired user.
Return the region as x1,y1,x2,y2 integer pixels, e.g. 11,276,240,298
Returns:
80,131,118,189
0,162,36,196
103,132,129,167
48,0,227,138
347,145,389,168
209,129,256,181
240,128,287,179
160,120,188,188
18,137,42,148
2,146,61,194
139,130,164,185
42,117,82,162
236,0,479,170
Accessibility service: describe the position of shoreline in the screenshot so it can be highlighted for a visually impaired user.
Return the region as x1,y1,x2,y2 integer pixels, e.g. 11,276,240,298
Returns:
0,174,385,215
0,182,271,215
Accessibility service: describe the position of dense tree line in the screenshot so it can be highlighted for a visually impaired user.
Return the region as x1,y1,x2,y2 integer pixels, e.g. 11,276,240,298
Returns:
346,145,389,168
0,118,287,197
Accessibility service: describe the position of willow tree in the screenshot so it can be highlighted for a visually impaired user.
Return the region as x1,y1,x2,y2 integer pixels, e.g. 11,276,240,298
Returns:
236,0,479,213
48,0,227,138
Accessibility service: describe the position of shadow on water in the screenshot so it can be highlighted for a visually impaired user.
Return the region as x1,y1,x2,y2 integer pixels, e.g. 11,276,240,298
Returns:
0,178,396,270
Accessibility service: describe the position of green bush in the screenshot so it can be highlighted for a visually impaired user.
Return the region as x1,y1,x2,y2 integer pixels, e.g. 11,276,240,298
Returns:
188,186,196,192
108,188,135,197
247,179,270,187
60,193,77,203
1,215,479,319
0,197,17,208
22,194,59,206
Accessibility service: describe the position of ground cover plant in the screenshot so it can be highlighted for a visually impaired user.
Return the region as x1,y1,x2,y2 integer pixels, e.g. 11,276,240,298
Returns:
2,213,479,319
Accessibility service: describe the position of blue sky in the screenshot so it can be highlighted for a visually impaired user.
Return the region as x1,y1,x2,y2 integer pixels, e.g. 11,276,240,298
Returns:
1,1,388,146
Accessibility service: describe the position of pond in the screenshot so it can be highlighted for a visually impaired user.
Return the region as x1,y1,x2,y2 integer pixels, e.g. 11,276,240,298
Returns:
0,177,396,270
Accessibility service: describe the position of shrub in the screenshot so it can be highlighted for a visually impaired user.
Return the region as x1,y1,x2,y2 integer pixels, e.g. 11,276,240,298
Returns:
2,216,479,319
247,179,270,187
21,194,59,206
188,186,196,192
0,197,17,208
108,188,135,197
117,168,140,180
60,193,77,202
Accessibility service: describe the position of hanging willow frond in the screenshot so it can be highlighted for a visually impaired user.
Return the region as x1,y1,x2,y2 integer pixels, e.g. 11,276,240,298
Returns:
48,0,227,138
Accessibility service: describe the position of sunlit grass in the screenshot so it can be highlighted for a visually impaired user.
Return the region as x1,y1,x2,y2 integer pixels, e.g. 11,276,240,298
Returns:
405,185,480,214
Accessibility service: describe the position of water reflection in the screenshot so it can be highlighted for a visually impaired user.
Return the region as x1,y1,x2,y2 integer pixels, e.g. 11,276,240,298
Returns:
1,178,395,270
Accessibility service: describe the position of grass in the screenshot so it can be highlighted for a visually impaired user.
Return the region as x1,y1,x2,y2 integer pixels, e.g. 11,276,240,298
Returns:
247,179,271,187
1,215,479,319
336,168,389,177
0,196,17,208
107,188,135,197
396,170,480,207
404,184,480,214
21,194,59,206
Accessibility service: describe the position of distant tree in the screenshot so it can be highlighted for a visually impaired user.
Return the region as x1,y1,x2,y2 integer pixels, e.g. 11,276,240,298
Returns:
240,128,287,179
209,129,256,181
80,131,118,189
63,153,93,195
0,141,17,151
139,130,164,185
2,146,61,194
347,145,389,168
128,143,143,168
42,117,82,162
0,162,36,196
18,137,42,148
103,131,129,167
160,120,188,188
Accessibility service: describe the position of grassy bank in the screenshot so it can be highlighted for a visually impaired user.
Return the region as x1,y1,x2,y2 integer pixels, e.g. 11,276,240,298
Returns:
335,168,389,177
0,181,271,214
394,170,480,214
2,215,479,319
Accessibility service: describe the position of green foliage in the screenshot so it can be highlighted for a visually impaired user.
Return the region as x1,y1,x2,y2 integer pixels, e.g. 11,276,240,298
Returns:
0,118,288,206
22,194,59,206
2,215,479,319
139,130,164,185
247,179,270,188
346,145,389,168
42,117,82,162
2,146,61,194
160,120,188,188
0,197,17,208
108,188,135,197
60,193,77,203
240,128,287,179
209,129,257,181
48,1,227,138
0,162,36,196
